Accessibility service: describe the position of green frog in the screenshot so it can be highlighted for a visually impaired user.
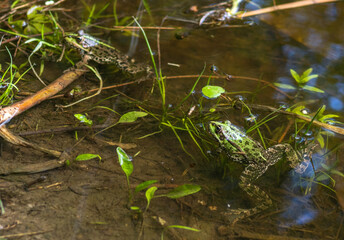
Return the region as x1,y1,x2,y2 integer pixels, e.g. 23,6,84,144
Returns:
209,120,313,223
64,31,151,77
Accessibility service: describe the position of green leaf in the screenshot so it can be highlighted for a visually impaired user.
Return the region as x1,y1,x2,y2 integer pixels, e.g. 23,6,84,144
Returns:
130,206,141,211
274,83,296,90
300,68,313,79
331,169,344,178
142,0,152,16
317,105,326,117
74,113,93,126
319,114,339,122
118,111,148,123
302,85,324,93
201,85,225,99
75,153,101,162
135,180,158,193
316,134,325,148
27,5,43,18
288,105,305,114
117,147,133,177
31,41,43,54
161,184,201,199
145,186,157,210
316,173,330,181
299,74,318,84
23,38,56,48
167,225,200,232
290,69,300,82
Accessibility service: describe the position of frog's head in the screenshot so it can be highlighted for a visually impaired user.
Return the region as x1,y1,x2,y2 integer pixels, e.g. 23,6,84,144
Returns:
209,120,245,143
209,120,229,134
209,121,233,141
65,34,88,51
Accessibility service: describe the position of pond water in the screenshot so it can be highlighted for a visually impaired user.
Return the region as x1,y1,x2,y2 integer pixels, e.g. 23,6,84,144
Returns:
0,0,343,239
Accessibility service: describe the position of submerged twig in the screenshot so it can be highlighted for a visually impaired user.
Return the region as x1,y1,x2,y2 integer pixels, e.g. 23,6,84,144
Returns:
218,224,314,239
238,0,340,18
165,74,293,99
0,126,61,157
111,25,180,30
0,230,53,239
234,102,344,136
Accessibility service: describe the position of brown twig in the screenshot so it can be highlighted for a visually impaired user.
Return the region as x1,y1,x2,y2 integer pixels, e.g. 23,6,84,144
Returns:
238,0,340,18
0,62,88,126
165,74,293,99
0,126,62,157
218,225,315,239
278,118,293,143
238,103,344,136
0,158,66,175
0,230,53,239
49,78,146,99
111,25,179,31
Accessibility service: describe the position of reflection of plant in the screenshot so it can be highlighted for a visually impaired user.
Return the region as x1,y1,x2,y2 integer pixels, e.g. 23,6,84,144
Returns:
275,68,324,93
304,162,344,195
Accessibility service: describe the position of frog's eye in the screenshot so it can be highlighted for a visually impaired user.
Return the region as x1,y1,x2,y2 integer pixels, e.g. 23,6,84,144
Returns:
214,125,222,133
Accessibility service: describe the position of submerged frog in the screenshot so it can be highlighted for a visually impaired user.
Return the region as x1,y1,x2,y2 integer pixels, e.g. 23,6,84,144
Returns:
209,120,314,223
64,31,151,77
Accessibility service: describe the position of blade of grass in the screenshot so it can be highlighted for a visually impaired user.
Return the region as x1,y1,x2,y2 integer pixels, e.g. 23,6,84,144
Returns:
132,17,164,109
113,0,118,25
166,120,194,160
184,120,208,160
239,100,266,149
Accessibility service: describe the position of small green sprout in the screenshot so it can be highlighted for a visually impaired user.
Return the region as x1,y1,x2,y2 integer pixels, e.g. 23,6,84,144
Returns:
74,113,93,126
275,68,324,93
117,147,133,203
145,186,158,211
75,153,101,162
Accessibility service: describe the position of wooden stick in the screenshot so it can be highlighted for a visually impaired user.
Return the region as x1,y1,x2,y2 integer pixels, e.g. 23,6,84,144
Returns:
238,0,340,18
0,63,88,126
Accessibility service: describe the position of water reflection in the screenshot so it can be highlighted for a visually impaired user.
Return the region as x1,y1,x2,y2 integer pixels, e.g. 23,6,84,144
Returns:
281,151,323,226
329,96,343,111
280,194,318,226
327,43,344,61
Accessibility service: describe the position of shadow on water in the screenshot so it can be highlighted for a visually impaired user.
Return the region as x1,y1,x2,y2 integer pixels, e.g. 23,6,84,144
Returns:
0,0,343,239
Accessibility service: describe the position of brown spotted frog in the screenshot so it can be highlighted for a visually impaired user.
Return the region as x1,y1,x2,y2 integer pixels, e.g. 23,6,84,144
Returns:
64,31,151,77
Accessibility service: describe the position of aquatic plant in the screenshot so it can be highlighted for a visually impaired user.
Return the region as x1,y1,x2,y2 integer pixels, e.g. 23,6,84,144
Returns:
116,147,201,208
275,68,324,93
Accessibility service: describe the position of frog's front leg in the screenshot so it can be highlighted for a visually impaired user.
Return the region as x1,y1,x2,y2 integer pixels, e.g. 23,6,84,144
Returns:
223,162,273,224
